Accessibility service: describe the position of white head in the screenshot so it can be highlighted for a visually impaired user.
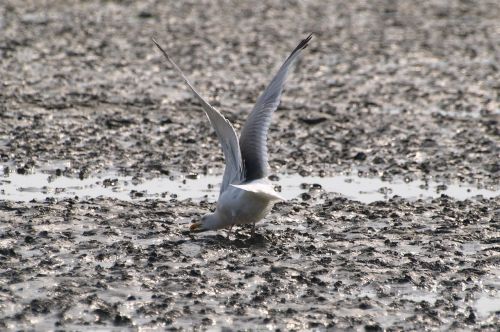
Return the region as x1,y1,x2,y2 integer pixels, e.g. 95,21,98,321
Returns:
190,213,220,232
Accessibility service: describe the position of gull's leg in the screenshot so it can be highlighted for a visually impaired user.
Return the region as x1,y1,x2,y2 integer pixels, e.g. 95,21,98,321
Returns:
226,225,234,239
251,222,256,237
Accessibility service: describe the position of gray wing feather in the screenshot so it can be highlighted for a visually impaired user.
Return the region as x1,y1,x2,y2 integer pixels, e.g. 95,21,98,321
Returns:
239,34,312,181
153,39,243,194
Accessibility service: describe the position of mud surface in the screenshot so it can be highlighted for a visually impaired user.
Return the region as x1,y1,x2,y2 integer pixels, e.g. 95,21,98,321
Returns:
1,196,499,330
1,0,499,330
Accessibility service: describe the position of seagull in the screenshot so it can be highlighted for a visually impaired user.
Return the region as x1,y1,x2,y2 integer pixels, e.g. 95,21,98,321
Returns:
153,34,312,236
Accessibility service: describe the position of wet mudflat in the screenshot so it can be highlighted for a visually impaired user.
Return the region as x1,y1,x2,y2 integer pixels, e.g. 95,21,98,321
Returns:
0,195,499,330
1,0,499,330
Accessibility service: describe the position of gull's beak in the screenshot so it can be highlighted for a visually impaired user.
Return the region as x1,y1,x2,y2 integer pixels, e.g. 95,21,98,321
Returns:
190,222,203,232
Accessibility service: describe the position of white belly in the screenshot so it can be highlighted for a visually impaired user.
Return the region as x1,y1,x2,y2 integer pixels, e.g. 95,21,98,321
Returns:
216,185,275,227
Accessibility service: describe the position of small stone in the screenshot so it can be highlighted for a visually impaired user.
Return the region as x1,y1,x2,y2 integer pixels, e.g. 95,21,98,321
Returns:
114,314,131,326
354,152,367,161
301,193,311,200
186,173,199,179
365,324,383,332
268,174,280,181
24,236,35,243
299,116,327,125
138,11,153,18
359,302,372,309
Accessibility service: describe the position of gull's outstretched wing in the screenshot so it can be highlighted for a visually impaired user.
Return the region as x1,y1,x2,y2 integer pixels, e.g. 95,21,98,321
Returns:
153,38,243,194
239,34,312,181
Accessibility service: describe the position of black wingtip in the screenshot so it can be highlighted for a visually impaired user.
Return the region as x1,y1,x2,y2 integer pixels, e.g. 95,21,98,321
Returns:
305,33,313,42
289,33,313,57
151,37,162,50
299,33,313,49
151,37,172,62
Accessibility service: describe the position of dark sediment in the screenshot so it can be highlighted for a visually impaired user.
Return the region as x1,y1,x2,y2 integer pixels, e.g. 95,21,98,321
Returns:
0,196,499,330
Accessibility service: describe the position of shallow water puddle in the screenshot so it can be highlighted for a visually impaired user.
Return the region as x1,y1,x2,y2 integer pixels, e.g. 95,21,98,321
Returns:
0,169,497,203
475,268,500,319
475,296,500,319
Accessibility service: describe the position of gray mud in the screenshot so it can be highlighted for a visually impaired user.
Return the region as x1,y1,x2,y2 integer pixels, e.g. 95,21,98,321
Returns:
0,0,499,330
1,196,499,330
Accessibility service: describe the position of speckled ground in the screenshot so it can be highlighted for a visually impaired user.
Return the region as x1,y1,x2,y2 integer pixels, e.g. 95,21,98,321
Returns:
1,196,499,330
0,0,499,330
